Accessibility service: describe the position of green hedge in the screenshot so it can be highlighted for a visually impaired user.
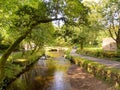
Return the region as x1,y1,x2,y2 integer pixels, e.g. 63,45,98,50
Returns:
72,56,120,89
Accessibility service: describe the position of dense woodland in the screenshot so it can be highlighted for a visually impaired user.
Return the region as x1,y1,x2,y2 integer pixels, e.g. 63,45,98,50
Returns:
0,0,120,88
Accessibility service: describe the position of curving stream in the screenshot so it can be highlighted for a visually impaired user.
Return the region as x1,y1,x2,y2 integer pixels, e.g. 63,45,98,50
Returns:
7,51,71,90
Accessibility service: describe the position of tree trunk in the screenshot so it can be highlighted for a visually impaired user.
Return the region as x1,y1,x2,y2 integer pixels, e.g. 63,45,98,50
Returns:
0,17,64,82
0,17,64,66
0,29,32,82
80,42,84,50
116,39,120,49
116,29,120,49
0,29,32,66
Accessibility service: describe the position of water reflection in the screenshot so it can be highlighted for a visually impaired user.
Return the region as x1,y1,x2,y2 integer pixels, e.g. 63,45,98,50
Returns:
7,51,71,90
48,71,70,90
53,71,64,90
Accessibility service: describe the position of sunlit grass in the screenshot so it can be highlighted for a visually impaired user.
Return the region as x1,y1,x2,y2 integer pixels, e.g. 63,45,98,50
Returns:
16,59,27,62
84,47,102,51
3,50,43,81
85,47,103,54
77,47,119,61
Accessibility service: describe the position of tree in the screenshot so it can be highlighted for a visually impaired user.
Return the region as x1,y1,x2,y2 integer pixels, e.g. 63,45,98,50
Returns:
71,32,86,50
102,0,120,49
83,0,105,46
0,0,89,81
29,23,55,54
0,1,61,81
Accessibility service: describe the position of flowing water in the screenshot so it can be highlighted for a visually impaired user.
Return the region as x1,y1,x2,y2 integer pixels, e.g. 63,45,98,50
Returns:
7,51,71,90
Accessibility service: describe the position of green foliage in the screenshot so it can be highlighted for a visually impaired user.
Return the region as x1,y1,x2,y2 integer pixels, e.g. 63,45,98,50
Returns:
31,23,55,46
82,2,103,46
64,49,71,59
0,0,90,82
5,63,23,78
0,50,43,88
101,0,120,49
0,0,89,53
11,50,43,63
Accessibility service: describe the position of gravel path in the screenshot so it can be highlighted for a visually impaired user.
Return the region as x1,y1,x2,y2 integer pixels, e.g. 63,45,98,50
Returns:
70,49,120,69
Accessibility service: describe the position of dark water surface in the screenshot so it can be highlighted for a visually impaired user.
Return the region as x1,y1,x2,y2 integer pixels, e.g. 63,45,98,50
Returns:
7,52,71,90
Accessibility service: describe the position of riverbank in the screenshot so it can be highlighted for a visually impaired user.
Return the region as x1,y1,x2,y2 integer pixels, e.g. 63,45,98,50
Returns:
0,51,43,90
3,50,117,90
67,64,115,90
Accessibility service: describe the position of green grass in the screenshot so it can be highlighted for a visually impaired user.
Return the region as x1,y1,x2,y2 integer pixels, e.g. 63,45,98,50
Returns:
83,47,102,50
5,51,43,77
77,47,120,61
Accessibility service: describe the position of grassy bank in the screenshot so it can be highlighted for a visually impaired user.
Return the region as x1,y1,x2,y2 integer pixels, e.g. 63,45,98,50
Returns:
70,56,120,89
77,48,120,61
0,50,44,90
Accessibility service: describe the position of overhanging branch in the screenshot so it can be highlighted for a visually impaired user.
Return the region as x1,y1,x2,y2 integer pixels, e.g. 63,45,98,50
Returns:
0,17,65,66
37,17,65,24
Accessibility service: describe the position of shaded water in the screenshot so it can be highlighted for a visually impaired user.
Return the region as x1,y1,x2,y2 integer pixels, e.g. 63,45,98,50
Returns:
7,51,71,90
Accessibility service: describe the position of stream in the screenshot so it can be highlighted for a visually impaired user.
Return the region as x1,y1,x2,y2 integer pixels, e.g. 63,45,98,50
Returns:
7,51,71,90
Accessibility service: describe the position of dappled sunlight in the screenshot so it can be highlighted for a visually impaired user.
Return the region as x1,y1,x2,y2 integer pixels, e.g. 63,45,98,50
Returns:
16,59,27,62
70,73,86,79
67,66,90,80
67,65,114,90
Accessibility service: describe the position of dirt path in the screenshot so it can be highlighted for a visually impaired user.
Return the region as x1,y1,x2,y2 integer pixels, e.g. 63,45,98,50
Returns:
71,49,120,69
67,65,115,90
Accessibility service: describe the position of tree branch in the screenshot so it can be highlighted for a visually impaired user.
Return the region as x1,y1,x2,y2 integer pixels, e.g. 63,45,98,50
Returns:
108,24,116,41
0,17,64,67
112,19,118,36
37,17,64,24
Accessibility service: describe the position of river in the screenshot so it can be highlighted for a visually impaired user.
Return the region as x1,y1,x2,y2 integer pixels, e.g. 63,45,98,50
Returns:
7,51,71,90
